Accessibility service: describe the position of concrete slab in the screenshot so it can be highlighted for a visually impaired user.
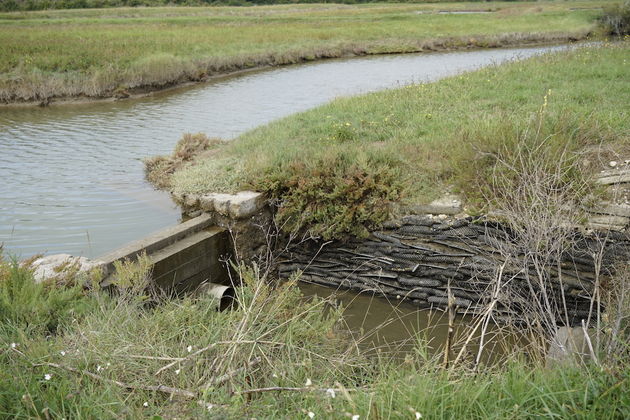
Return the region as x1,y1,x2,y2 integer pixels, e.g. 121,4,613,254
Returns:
98,213,214,270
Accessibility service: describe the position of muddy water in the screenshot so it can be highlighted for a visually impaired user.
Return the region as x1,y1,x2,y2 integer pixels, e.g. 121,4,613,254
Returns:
0,45,569,258
299,282,526,363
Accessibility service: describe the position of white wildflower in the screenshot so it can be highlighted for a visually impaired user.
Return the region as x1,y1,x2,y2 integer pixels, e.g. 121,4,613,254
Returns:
187,345,193,353
143,402,149,407
60,351,66,356
10,343,16,348
175,369,181,375
96,365,102,372
305,378,312,386
44,374,52,381
272,373,278,378
326,388,336,399
352,415,360,420
415,412,422,419
308,412,315,419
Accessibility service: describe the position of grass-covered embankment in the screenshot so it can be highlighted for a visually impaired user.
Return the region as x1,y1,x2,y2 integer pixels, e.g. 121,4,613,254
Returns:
0,1,613,104
1,254,628,418
160,42,630,239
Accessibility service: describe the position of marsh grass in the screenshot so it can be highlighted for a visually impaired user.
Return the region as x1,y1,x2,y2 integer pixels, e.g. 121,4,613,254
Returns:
167,42,629,239
144,133,224,189
1,252,628,418
0,1,611,103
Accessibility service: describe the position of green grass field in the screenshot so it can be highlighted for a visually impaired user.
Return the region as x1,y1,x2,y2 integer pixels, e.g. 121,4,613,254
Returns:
0,1,613,103
163,41,630,238
1,255,628,418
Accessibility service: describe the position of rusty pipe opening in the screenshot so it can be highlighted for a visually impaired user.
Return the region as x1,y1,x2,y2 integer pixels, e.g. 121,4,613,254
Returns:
195,282,236,311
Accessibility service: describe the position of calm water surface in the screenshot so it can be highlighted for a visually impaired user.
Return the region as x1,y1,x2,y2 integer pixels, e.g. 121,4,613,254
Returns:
300,282,525,362
0,45,567,258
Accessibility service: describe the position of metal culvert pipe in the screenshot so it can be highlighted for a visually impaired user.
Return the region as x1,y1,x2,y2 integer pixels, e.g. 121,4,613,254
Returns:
195,282,236,311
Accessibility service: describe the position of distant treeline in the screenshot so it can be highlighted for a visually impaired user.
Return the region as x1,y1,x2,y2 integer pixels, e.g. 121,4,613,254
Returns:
0,0,522,13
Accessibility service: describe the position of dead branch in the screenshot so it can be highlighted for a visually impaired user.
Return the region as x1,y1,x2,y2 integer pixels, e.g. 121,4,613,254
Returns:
128,355,184,362
34,362,197,399
235,386,358,395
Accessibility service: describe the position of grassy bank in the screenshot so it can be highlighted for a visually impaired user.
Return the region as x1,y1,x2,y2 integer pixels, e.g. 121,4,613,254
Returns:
1,254,628,418
161,41,630,239
0,1,613,104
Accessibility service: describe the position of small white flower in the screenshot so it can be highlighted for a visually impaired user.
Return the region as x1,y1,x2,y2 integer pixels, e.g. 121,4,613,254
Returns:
143,402,149,407
352,415,360,420
305,378,312,386
326,388,336,398
60,351,66,356
44,374,52,381
187,345,193,353
96,365,102,372
308,412,315,419
175,369,181,375
272,373,278,378
106,362,111,367
415,412,422,419
10,342,16,348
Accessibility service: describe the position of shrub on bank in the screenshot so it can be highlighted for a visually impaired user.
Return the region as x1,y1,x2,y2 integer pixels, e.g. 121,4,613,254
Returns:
0,256,95,336
254,155,403,239
599,1,630,35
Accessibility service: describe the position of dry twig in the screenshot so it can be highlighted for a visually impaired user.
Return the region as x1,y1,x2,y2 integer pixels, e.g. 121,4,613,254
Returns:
34,362,198,399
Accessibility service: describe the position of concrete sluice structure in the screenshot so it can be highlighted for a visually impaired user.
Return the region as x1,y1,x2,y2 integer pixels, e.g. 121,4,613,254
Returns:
98,213,233,293
31,167,630,325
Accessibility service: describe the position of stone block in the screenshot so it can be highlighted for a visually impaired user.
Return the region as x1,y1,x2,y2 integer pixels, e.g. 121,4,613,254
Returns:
547,326,591,366
210,193,234,216
408,194,462,215
197,191,265,219
29,254,103,283
228,191,265,219
184,194,199,208
589,202,630,218
596,169,630,185
587,214,629,230
199,194,215,211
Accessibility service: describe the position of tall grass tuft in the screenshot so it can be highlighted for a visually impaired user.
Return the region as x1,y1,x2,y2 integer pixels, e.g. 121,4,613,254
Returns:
0,251,628,417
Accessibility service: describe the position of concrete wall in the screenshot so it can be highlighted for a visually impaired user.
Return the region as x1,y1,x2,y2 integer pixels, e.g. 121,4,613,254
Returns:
98,214,233,293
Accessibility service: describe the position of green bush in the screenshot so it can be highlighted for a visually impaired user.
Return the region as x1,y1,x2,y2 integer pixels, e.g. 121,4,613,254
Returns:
0,256,94,336
254,155,402,239
599,1,630,36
